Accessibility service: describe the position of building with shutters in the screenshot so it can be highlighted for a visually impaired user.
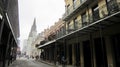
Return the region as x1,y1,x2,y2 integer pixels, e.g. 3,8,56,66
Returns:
38,0,120,67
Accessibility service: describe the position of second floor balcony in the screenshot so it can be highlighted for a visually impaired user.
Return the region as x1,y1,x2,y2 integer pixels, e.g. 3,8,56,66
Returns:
39,1,120,48
63,0,94,21
63,1,120,38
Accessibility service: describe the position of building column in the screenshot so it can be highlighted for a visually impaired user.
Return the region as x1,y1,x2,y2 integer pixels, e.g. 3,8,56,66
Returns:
48,46,50,62
54,43,57,64
105,36,115,67
49,46,51,62
90,33,96,67
66,44,69,65
80,41,84,67
72,44,75,65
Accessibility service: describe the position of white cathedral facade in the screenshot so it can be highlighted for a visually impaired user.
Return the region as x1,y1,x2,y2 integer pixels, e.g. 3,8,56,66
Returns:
26,18,37,58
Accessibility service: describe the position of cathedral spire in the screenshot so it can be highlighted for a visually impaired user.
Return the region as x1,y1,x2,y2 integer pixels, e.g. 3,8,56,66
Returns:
32,18,37,32
28,18,37,37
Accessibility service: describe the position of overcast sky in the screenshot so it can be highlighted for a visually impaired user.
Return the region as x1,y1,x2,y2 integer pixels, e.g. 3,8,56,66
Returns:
18,0,65,42
18,0,65,48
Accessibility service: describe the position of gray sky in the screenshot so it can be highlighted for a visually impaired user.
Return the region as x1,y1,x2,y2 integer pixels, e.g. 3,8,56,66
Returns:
19,0,65,40
18,0,65,49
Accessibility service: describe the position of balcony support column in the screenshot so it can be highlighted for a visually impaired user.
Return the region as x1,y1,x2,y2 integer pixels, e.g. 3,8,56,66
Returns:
89,33,96,67
105,36,115,67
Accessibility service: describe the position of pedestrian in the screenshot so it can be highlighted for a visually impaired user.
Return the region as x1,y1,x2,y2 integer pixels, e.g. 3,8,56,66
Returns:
56,55,60,67
35,55,39,60
61,56,66,67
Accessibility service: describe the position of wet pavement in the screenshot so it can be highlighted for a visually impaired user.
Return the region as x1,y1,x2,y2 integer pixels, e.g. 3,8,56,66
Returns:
9,58,54,67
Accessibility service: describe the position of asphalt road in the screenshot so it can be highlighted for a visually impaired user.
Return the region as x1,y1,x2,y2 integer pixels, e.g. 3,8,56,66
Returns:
9,58,54,67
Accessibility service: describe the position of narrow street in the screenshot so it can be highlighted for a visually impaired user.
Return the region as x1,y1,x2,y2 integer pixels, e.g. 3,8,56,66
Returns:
9,58,54,67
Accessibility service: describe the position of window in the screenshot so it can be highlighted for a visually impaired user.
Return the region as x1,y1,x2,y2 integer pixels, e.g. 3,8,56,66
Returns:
106,0,118,14
73,0,77,8
81,12,87,27
92,5,100,21
67,22,74,33
74,18,78,29
61,26,65,35
67,4,70,14
68,22,71,30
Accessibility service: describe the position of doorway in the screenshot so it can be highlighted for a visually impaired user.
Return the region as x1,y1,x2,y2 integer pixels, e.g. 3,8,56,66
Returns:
68,44,72,65
111,34,120,67
74,43,80,66
83,40,92,67
94,38,108,67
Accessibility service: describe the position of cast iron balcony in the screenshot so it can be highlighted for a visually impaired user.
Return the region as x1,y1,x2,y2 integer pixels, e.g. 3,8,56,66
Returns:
74,20,79,30
107,0,120,15
59,1,120,40
63,0,93,21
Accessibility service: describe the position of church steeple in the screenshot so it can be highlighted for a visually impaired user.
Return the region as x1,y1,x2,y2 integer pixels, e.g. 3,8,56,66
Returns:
28,18,37,37
32,18,37,32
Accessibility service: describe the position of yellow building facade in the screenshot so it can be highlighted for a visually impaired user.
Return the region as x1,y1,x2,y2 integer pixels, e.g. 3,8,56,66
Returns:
63,0,120,67
38,0,120,67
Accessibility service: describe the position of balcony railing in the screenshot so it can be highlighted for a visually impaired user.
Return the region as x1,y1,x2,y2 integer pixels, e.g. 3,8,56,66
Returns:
107,0,120,15
60,1,120,39
92,7,100,22
56,27,66,38
73,0,79,9
67,5,73,15
74,21,79,30
40,1,120,49
63,0,89,21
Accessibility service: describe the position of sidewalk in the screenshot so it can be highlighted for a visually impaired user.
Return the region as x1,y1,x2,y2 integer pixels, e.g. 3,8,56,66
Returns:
37,60,55,66
37,60,73,67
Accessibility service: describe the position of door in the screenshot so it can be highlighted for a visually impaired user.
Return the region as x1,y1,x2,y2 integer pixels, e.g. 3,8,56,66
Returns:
111,34,120,67
83,40,92,67
94,38,108,67
74,43,80,66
